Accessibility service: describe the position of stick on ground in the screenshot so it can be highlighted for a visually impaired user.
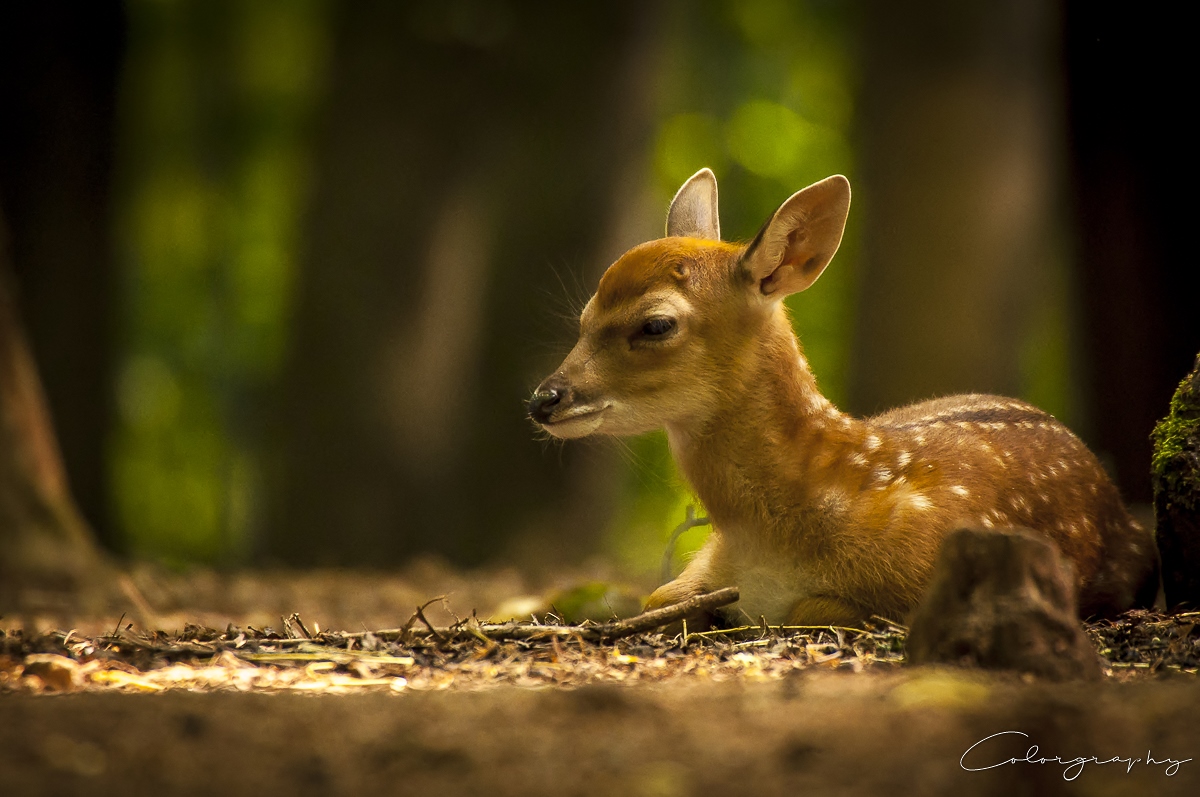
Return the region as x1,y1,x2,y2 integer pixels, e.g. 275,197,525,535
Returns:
585,587,739,641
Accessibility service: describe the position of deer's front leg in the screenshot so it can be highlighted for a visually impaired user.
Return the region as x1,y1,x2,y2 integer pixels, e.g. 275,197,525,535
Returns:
644,533,726,631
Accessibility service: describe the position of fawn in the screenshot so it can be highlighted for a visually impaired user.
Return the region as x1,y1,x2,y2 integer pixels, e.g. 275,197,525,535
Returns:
529,169,1160,626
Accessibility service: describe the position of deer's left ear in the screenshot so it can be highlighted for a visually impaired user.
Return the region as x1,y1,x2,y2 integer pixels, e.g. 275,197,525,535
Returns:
666,168,720,241
742,175,850,297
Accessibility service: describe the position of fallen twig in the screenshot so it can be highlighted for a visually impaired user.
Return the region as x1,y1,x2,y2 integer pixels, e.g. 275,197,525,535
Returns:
412,597,447,642
689,623,870,639
660,505,711,585
289,613,313,639
585,587,739,641
323,587,741,644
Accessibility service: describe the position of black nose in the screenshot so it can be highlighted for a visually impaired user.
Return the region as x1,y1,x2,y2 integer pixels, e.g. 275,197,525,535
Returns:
528,387,564,424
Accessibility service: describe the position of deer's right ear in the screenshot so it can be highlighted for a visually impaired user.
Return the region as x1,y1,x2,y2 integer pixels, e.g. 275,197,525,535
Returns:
666,168,720,241
741,175,850,299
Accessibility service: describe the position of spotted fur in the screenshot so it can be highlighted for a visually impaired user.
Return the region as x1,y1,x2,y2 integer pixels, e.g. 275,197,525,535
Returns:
531,171,1159,625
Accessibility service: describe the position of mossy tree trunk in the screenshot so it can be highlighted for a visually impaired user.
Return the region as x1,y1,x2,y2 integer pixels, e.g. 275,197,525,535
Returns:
1152,354,1200,611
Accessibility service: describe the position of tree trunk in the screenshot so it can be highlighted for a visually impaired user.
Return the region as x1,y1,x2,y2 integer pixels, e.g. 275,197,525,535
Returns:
850,0,1063,418
0,2,124,551
0,235,106,616
267,2,662,568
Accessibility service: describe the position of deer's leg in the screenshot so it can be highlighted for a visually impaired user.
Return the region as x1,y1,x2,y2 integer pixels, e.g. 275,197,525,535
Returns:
644,533,725,631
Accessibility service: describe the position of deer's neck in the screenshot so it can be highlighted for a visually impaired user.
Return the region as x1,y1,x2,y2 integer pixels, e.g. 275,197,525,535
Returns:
664,315,864,539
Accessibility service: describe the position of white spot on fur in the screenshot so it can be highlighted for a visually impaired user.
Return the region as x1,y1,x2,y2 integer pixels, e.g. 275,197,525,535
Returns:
850,453,869,468
907,493,933,511
897,451,912,469
865,435,881,451
914,434,926,445
980,516,994,528
950,485,969,497
821,486,849,509
1007,495,1029,513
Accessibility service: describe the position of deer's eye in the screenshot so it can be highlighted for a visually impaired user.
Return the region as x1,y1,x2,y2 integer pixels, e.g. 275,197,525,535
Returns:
641,317,676,337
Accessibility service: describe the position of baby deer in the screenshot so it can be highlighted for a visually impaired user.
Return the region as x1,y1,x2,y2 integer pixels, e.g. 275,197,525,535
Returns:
529,169,1159,626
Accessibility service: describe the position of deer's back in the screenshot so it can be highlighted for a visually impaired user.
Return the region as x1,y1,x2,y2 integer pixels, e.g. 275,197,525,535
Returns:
859,393,1157,615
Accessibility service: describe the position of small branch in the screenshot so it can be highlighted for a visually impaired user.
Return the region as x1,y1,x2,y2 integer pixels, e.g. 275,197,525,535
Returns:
289,613,313,640
659,505,711,586
281,615,296,639
585,587,739,641
413,597,446,642
328,588,742,644
78,589,744,657
869,614,908,632
687,623,873,639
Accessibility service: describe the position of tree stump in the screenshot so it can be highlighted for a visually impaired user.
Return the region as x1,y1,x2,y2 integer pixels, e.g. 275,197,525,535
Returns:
1152,352,1200,611
906,527,1101,680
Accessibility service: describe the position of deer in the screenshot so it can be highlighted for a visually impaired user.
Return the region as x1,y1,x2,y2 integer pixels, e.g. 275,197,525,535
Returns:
528,168,1160,627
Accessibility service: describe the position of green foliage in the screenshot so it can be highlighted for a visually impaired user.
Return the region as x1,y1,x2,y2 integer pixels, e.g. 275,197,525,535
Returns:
111,0,329,564
107,0,858,570
542,581,645,624
606,431,703,577
609,0,859,575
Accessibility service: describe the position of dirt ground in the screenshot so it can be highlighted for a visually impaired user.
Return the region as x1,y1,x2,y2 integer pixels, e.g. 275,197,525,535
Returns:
3,671,1198,796
2,565,1198,796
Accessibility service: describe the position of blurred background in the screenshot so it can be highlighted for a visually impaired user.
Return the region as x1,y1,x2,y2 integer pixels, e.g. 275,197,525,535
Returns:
1,0,1194,592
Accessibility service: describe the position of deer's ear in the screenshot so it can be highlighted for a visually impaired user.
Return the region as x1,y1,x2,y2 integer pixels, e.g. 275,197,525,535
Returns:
742,175,850,297
666,168,720,241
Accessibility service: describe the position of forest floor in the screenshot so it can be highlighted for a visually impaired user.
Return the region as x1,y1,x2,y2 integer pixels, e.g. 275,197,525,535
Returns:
2,563,1199,796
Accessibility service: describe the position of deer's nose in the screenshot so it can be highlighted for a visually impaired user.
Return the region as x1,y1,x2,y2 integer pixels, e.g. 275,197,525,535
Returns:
528,386,565,424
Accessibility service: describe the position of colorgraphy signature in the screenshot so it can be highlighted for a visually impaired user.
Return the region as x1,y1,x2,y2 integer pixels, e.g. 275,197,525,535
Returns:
961,731,1191,781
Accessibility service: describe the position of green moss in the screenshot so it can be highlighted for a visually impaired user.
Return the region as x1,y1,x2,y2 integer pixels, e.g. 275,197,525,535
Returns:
1150,355,1200,504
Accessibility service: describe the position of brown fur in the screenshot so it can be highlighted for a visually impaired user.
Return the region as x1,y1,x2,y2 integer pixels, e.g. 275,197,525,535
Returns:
532,175,1159,626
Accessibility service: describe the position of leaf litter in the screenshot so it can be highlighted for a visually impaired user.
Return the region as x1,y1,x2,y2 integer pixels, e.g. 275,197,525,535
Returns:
3,588,1196,695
